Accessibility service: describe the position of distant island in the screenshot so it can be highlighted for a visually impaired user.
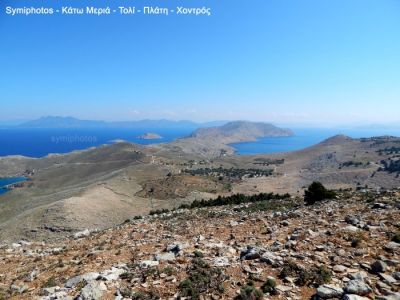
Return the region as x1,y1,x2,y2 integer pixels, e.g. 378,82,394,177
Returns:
16,116,227,129
137,133,163,140
189,121,294,143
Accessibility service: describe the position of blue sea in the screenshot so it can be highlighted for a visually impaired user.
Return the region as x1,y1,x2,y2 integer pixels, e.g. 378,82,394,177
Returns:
0,127,399,158
0,177,27,195
231,128,400,155
0,128,194,158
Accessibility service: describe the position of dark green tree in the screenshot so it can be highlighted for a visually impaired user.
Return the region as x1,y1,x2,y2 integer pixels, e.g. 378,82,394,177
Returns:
304,182,336,205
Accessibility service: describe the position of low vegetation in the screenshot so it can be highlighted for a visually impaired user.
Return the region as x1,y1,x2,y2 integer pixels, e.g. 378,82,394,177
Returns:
279,260,332,286
377,146,400,155
261,278,277,294
179,192,291,210
179,258,226,299
379,159,400,175
339,161,364,168
183,167,273,179
237,281,263,300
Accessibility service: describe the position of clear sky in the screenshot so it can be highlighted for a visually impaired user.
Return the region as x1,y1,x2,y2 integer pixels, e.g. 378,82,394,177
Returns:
1,0,399,125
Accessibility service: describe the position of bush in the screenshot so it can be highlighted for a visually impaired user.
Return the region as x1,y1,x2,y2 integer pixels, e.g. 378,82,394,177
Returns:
42,276,57,288
179,258,226,299
304,182,336,205
392,232,400,243
261,278,277,294
130,290,160,300
162,266,175,276
279,261,332,286
179,192,291,210
193,250,204,258
314,266,332,285
149,208,169,215
237,281,263,300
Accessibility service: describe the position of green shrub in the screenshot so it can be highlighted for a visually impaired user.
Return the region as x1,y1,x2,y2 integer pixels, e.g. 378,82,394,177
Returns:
351,237,362,247
193,250,204,258
131,290,160,300
392,232,400,243
261,278,277,294
162,266,175,276
179,258,226,299
179,192,291,210
314,266,332,285
304,182,336,205
279,261,331,286
149,208,169,215
237,282,263,300
42,276,57,288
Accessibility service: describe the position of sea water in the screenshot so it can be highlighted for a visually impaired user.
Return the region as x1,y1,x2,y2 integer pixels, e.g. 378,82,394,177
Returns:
231,128,400,155
0,177,27,195
0,128,193,158
0,127,399,158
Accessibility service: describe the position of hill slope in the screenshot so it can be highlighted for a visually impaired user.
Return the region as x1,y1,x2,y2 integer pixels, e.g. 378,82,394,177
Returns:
1,189,400,299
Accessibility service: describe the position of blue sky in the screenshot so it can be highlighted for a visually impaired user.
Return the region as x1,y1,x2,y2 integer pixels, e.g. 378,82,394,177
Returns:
1,0,399,125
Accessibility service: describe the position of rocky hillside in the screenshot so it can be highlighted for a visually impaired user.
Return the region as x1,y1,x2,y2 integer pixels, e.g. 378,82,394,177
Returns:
2,188,400,299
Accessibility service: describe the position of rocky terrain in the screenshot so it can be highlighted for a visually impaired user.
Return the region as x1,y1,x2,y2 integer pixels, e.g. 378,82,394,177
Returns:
1,188,400,299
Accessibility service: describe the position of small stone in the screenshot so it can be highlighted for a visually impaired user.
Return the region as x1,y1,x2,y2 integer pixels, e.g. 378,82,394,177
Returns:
343,226,360,233
379,273,397,285
80,281,107,300
275,285,292,293
240,246,261,260
317,284,344,298
393,272,400,280
213,257,230,267
373,203,387,209
73,229,91,239
348,271,368,281
100,267,125,281
140,260,159,268
345,215,360,225
281,220,290,226
166,242,186,254
65,272,100,288
333,265,347,273
384,242,400,252
342,295,370,300
155,252,175,262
